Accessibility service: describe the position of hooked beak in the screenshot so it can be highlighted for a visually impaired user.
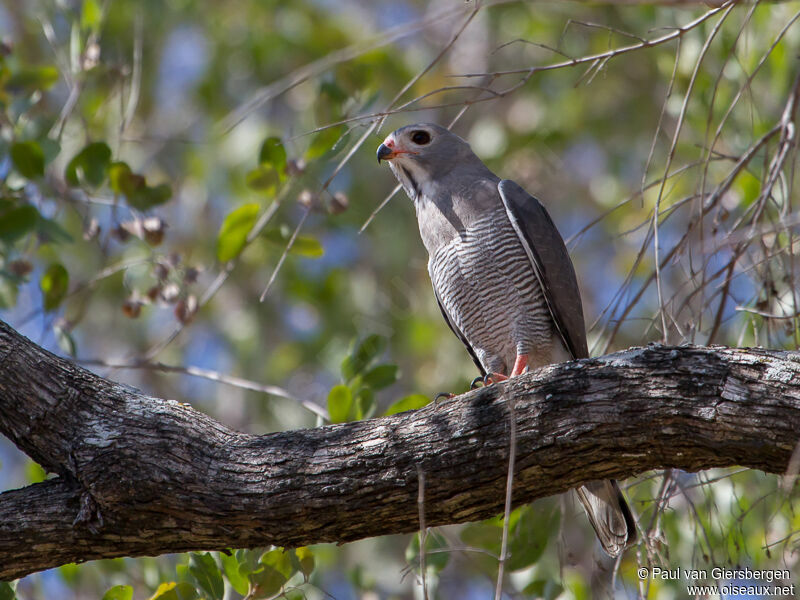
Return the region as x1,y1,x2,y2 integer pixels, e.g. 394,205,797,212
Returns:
377,143,393,163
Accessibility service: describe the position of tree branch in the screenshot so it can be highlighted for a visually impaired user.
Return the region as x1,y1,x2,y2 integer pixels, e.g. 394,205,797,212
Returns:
1,318,799,580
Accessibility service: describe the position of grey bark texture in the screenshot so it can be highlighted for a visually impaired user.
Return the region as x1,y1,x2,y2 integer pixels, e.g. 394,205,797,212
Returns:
0,318,799,580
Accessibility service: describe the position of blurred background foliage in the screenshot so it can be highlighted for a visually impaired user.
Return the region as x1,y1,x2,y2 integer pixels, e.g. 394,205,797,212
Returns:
1,0,799,598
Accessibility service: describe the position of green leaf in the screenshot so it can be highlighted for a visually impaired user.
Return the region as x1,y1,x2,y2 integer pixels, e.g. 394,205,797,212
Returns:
38,217,74,245
188,553,223,600
10,141,45,179
245,165,280,193
40,263,69,311
361,364,399,390
220,552,249,596
234,549,261,576
0,582,16,600
128,183,172,211
109,162,144,196
354,387,374,420
82,0,103,32
26,461,46,483
405,531,450,574
147,582,198,600
0,205,39,243
216,203,260,262
258,136,287,174
341,334,385,380
306,125,346,159
294,547,315,581
262,227,324,258
102,585,133,600
523,579,564,600
0,277,18,309
327,384,353,424
39,138,61,165
248,549,294,599
384,394,430,416
506,505,558,571
65,142,112,187
6,66,59,92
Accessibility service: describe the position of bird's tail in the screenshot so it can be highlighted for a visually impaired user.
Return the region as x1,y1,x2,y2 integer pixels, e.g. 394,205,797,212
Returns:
575,479,636,558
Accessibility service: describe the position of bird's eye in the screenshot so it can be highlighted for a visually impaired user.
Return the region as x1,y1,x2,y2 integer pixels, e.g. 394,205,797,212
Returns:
411,130,431,145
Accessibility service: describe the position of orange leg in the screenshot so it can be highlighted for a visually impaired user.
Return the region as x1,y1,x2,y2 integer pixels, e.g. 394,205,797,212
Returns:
510,353,529,377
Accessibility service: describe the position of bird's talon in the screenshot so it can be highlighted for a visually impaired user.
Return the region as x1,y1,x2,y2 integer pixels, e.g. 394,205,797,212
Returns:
434,392,454,402
483,372,509,385
470,376,485,389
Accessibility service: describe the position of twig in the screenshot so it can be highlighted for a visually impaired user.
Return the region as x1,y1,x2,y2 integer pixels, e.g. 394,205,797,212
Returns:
494,390,517,600
417,465,428,600
79,358,329,421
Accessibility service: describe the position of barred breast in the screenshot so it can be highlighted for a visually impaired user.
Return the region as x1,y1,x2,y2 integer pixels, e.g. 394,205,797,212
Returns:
428,208,556,375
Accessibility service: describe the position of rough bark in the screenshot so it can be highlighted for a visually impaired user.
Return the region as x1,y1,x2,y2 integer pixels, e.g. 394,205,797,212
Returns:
0,319,799,580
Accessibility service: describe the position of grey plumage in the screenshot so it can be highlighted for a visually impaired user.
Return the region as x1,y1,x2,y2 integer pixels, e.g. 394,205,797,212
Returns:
378,123,636,557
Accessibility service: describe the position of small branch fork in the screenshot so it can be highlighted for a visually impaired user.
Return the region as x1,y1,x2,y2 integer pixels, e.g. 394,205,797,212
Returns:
1,318,800,580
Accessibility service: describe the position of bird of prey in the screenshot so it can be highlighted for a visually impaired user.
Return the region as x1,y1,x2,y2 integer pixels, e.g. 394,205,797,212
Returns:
377,123,636,557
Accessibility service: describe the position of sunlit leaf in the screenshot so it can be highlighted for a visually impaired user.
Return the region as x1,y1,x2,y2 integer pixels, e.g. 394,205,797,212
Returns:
258,136,287,174
354,387,374,420
262,227,324,258
245,165,280,193
0,205,39,243
147,582,198,600
109,162,144,197
294,547,315,581
40,263,69,311
101,585,133,600
220,552,248,596
188,553,223,600
384,394,430,416
327,384,352,423
0,277,18,309
82,0,103,32
0,582,16,600
65,142,112,187
6,66,59,92
10,141,45,179
247,549,294,599
217,203,259,262
26,461,46,483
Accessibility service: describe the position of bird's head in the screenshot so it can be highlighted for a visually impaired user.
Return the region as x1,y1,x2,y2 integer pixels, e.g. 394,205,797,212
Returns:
377,123,482,199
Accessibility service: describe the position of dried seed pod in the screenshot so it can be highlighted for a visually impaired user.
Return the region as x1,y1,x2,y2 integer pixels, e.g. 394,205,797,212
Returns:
8,259,33,277
142,217,167,246
154,261,170,281
174,294,198,324
183,267,199,284
285,158,306,177
122,299,142,319
329,191,349,215
145,285,161,302
161,283,180,303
